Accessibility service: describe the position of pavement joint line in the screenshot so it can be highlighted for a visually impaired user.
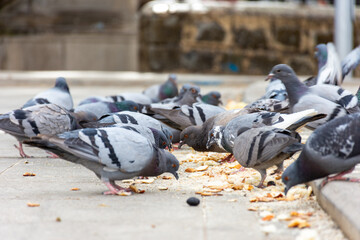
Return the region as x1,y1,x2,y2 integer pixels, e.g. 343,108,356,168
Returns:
0,159,22,175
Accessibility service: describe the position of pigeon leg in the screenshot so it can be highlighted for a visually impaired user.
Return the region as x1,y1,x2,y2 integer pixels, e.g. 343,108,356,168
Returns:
46,151,59,158
256,169,267,188
270,162,284,175
321,167,360,187
14,142,32,158
102,180,132,195
220,153,236,163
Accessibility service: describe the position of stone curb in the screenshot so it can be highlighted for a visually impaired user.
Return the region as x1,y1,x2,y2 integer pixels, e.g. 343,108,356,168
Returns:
310,179,360,240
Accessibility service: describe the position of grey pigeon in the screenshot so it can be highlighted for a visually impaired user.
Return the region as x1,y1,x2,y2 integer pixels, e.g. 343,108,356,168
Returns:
78,96,109,106
244,98,289,113
282,112,360,195
74,100,139,119
200,91,223,106
0,103,97,158
26,127,180,195
143,74,178,102
305,43,360,86
207,109,324,153
109,124,172,150
149,103,226,131
83,111,174,147
179,108,255,152
267,64,358,129
159,84,200,106
107,93,153,105
233,126,303,188
263,78,288,102
22,77,74,110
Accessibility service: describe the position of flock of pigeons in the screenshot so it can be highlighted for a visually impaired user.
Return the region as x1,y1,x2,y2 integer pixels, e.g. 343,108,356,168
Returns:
0,42,360,196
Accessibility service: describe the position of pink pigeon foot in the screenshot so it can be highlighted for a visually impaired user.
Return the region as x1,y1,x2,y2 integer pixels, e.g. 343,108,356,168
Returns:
321,167,360,187
14,142,32,158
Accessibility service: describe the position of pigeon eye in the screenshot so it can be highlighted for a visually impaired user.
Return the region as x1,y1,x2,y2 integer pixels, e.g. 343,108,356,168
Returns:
162,141,166,146
191,89,196,94
210,133,214,137
184,134,188,138
134,106,138,110
172,164,177,168
284,176,289,181
276,69,281,73
170,135,173,140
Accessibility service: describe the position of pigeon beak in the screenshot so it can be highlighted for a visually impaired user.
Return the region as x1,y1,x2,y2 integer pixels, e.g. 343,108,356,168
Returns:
265,73,274,81
206,141,211,149
284,186,289,196
219,100,223,105
172,172,179,180
178,141,184,149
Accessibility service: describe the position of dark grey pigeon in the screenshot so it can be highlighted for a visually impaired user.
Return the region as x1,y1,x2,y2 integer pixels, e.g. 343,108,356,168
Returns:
207,109,321,153
282,112,360,195
74,100,139,119
233,126,303,188
22,77,73,110
200,91,223,106
26,127,180,195
143,74,178,102
0,103,97,158
149,103,226,131
267,64,358,129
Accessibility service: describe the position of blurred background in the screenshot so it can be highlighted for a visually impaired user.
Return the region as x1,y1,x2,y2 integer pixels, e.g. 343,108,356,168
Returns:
0,0,359,77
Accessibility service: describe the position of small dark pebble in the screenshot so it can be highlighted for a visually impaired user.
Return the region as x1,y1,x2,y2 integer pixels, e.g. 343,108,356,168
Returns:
267,181,276,186
186,197,200,206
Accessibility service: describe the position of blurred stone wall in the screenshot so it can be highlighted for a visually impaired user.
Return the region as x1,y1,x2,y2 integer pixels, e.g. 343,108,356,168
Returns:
0,0,138,71
139,2,360,76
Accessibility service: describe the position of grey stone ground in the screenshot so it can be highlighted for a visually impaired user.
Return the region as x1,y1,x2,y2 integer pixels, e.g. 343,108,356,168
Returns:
0,72,358,240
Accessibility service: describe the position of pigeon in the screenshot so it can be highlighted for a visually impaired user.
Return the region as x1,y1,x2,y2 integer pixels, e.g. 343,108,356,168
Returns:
233,126,303,188
25,127,180,195
179,108,255,152
108,124,172,150
305,43,360,86
282,112,360,195
143,73,178,102
267,64,358,129
74,100,139,119
107,93,153,105
78,96,110,106
200,91,223,106
0,103,97,158
244,98,289,113
262,78,288,102
207,109,325,153
83,111,175,145
159,84,200,106
149,103,226,131
22,77,74,110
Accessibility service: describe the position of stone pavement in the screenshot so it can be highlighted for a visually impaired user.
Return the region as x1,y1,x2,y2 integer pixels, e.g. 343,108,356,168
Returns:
0,71,359,240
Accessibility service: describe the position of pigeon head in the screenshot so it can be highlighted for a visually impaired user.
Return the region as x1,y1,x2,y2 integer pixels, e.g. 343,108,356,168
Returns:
206,126,224,150
158,150,179,179
73,111,99,128
315,44,328,69
282,159,303,195
159,74,179,100
266,64,296,82
115,101,139,112
178,126,198,149
201,91,223,106
161,126,174,144
149,127,172,150
54,77,70,93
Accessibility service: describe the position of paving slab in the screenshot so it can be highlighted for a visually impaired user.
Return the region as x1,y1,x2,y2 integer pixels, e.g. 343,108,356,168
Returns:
0,72,357,240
